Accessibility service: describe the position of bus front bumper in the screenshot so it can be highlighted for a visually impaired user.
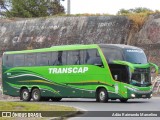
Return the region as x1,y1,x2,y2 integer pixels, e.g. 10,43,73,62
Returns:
127,89,152,99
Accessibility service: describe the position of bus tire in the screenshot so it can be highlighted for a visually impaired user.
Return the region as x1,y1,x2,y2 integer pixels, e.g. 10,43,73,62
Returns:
97,88,108,103
20,88,31,101
120,98,128,103
51,97,62,102
31,88,41,102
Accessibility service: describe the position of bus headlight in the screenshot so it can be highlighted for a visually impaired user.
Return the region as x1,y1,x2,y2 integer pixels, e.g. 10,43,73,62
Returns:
131,94,135,98
150,94,152,97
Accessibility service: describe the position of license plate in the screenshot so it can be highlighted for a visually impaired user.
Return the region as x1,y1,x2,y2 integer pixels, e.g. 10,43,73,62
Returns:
142,95,146,97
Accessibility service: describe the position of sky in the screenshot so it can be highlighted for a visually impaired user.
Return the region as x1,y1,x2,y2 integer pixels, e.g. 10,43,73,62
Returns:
61,0,160,15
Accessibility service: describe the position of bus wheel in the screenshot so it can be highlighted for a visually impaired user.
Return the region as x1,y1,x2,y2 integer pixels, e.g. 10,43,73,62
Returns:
51,97,62,102
32,88,41,101
21,89,31,101
120,98,128,103
97,88,108,103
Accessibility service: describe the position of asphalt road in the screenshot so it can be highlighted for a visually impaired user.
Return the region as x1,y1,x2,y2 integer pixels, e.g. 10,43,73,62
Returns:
47,97,160,120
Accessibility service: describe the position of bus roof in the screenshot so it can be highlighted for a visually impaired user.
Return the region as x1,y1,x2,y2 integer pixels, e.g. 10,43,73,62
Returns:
99,44,141,50
4,44,99,54
3,44,141,54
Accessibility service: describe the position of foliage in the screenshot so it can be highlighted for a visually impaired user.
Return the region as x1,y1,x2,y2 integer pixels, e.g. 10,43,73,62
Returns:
117,7,154,15
0,0,11,17
0,0,65,18
117,7,160,31
127,13,148,31
0,101,76,120
0,101,76,111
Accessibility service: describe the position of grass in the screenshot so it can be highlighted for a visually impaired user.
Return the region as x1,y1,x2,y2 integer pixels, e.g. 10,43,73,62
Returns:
0,101,77,120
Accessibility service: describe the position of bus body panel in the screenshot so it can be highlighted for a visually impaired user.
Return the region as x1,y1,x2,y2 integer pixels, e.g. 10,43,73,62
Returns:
3,65,111,98
2,44,155,100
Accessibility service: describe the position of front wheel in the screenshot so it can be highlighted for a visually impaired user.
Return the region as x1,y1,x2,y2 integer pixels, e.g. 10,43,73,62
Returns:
31,88,41,102
96,88,108,103
20,89,31,101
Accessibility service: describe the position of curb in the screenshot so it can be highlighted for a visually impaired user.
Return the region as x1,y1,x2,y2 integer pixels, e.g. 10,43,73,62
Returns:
50,108,86,120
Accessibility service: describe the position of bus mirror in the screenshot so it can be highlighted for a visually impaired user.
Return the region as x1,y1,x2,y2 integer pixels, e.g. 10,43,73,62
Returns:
114,75,118,80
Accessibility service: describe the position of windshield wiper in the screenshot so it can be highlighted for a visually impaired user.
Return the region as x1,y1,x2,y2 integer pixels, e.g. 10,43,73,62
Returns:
132,62,142,64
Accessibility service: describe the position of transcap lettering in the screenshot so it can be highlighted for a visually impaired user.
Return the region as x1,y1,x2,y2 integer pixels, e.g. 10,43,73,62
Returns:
49,67,88,74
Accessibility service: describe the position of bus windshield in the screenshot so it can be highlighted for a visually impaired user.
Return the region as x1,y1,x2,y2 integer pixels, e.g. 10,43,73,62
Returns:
124,49,147,64
130,68,151,87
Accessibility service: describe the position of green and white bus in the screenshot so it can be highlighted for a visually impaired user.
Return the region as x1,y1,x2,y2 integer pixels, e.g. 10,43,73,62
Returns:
2,44,158,102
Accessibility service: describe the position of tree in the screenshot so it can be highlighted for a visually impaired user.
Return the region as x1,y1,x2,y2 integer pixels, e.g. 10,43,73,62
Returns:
117,9,130,15
0,0,65,18
117,7,153,15
0,0,12,17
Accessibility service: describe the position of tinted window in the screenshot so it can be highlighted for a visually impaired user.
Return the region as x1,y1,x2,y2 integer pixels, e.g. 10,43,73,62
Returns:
67,50,82,65
85,49,102,65
25,54,36,66
79,50,85,64
53,51,67,65
62,51,67,65
37,52,51,66
3,54,13,67
13,54,25,67
124,49,147,64
101,48,123,63
51,52,59,65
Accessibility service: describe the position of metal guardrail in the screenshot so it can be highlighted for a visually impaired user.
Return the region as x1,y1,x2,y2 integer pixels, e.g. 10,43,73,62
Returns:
152,76,160,94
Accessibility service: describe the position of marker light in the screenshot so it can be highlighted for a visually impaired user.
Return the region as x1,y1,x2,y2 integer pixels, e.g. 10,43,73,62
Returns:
131,94,135,98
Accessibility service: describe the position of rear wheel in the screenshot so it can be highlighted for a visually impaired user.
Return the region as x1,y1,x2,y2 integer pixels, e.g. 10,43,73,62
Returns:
20,89,31,101
120,98,128,103
51,97,62,102
32,88,41,101
96,88,108,103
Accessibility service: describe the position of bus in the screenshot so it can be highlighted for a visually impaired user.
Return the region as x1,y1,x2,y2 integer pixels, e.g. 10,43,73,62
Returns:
1,44,158,102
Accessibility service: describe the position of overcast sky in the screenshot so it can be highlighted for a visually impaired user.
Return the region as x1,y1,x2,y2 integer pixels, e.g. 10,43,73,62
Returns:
61,0,160,14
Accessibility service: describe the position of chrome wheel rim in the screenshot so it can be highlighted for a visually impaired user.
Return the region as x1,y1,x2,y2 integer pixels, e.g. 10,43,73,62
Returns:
33,91,39,100
23,91,29,100
99,91,105,101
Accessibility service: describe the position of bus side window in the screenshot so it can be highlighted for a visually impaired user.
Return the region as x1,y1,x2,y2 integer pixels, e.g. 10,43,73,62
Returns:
67,50,80,65
37,52,51,66
51,52,59,65
85,49,103,66
3,54,13,67
57,51,63,65
62,51,67,65
101,48,123,63
25,54,36,66
53,51,66,65
13,54,25,67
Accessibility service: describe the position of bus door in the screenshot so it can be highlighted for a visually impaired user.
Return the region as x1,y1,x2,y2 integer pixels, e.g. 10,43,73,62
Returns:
109,64,129,98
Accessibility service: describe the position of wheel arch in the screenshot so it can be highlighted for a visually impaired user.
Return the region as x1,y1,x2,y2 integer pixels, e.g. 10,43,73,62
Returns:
96,86,109,93
20,86,29,93
95,86,109,98
31,86,40,93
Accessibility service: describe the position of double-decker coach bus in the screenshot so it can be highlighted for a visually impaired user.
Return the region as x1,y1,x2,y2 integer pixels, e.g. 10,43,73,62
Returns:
2,44,158,102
